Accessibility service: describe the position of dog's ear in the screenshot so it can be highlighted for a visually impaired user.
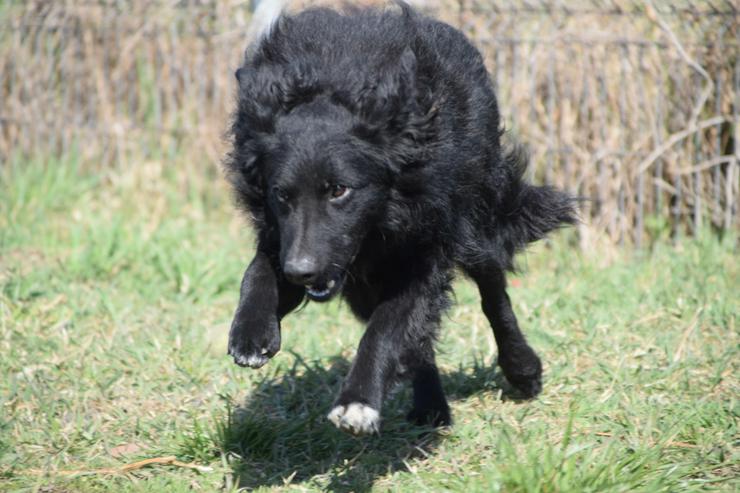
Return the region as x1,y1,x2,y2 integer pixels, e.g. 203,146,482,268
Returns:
226,137,261,189
379,46,417,107
352,47,436,169
224,136,269,222
355,47,417,125
227,70,276,208
235,67,244,83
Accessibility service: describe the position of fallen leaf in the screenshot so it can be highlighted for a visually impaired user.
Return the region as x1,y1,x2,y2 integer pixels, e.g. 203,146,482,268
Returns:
110,443,141,458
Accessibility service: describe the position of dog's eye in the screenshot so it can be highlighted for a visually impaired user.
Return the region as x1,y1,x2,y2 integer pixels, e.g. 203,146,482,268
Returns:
329,184,350,201
273,186,289,203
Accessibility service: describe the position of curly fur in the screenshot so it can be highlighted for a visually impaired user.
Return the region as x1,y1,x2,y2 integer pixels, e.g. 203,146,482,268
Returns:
224,3,576,433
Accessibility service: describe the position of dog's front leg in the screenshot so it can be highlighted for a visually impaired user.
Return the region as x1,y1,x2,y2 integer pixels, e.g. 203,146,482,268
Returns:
328,271,449,435
228,250,304,369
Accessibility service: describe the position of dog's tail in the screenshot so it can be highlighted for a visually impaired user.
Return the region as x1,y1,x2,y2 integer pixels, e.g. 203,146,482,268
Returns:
498,145,579,251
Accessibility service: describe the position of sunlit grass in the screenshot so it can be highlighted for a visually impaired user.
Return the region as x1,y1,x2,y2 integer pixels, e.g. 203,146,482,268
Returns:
0,156,737,492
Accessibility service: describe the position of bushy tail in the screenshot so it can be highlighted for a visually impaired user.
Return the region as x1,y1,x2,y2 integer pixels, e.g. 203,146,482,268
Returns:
509,183,578,244
498,145,578,251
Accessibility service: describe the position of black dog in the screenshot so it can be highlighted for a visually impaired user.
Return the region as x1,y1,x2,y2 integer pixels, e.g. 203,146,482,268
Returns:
224,4,575,434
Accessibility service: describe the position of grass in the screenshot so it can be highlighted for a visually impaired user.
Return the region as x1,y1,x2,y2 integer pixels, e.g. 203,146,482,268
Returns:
0,154,737,492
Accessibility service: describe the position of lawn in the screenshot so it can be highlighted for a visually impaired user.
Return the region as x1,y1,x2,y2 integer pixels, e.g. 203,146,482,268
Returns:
0,156,737,492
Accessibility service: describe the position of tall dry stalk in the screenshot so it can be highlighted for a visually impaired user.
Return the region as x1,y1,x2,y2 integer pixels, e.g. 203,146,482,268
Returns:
0,0,737,245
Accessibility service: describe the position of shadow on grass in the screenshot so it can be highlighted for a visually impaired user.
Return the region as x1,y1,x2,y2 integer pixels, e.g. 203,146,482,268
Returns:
218,355,519,492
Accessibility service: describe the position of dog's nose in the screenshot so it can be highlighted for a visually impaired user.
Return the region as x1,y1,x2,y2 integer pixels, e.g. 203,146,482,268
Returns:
283,256,319,285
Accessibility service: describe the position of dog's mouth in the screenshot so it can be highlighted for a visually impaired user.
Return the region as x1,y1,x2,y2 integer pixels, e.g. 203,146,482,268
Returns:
305,276,343,302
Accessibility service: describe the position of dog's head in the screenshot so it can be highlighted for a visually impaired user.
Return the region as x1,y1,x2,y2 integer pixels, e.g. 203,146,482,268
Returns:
227,34,434,301
265,99,393,301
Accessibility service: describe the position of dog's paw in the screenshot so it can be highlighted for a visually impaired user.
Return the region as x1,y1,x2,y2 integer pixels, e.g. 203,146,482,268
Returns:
228,345,272,369
228,336,278,368
327,403,380,435
499,345,543,398
227,318,280,369
406,405,452,428
505,371,542,398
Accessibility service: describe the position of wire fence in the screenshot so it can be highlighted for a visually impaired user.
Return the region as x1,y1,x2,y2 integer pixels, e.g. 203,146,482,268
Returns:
0,1,738,245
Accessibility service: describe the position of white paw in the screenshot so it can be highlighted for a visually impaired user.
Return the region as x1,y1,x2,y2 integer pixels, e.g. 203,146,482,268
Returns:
245,354,268,368
327,402,380,435
230,347,271,369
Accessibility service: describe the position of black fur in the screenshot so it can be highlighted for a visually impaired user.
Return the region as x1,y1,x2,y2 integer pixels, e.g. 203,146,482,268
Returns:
224,4,576,432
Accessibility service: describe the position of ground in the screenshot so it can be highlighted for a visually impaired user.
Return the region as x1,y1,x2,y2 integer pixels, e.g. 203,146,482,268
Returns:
0,157,737,492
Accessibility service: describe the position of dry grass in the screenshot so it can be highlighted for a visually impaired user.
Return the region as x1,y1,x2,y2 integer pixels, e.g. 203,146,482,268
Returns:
0,0,738,246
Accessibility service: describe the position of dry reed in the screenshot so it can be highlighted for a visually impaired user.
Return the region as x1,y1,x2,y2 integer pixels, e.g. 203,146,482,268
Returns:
0,0,737,245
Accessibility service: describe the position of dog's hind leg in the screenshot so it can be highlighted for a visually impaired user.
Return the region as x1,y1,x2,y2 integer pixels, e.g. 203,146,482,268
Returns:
406,349,451,427
466,265,542,398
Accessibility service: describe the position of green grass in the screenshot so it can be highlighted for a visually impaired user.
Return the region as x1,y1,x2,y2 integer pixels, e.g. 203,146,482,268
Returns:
0,155,737,492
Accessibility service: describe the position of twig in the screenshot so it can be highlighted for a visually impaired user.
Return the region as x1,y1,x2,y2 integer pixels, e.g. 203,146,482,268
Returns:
629,310,667,328
27,456,214,477
675,155,737,175
667,440,699,449
673,308,703,363
645,2,714,128
636,117,729,175
591,432,698,448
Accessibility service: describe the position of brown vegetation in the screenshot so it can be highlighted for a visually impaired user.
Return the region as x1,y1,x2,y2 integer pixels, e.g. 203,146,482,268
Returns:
0,0,737,245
